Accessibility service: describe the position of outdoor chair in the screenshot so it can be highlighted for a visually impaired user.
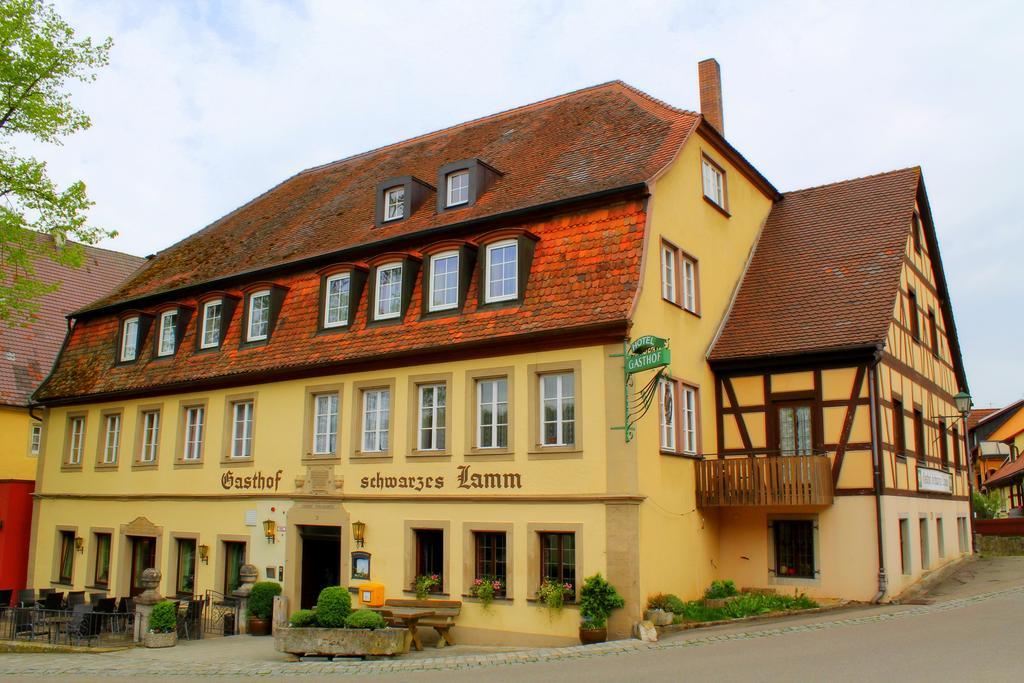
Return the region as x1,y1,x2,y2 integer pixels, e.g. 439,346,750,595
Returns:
13,607,47,640
64,604,100,646
87,592,108,605
43,591,65,611
17,589,36,607
67,591,86,609
0,588,13,608
94,597,117,633
177,598,204,640
113,597,134,633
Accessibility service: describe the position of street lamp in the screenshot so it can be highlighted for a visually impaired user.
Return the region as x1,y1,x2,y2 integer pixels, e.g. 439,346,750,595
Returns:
954,390,972,417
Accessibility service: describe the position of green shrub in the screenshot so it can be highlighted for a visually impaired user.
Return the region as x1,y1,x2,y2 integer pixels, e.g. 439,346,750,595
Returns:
664,594,687,615
647,593,671,611
345,609,387,630
704,580,738,600
973,490,1002,520
314,586,352,627
674,591,818,623
248,581,282,619
148,600,177,634
579,573,625,630
289,609,317,627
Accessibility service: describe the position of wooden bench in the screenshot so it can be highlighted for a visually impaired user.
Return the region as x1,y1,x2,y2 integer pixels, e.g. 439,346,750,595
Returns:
382,599,462,647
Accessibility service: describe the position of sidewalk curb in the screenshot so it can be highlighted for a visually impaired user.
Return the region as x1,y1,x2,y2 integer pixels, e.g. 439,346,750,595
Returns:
655,600,854,635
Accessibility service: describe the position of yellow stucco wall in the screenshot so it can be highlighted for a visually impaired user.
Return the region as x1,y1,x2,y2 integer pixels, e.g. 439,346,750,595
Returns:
0,404,40,481
631,131,774,603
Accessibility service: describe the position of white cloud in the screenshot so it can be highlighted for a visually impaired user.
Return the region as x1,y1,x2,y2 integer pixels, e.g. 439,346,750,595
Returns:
26,0,1024,404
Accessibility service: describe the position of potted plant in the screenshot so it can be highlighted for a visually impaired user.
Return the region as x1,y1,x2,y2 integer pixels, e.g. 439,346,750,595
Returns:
275,586,412,658
537,578,573,612
469,577,504,608
578,573,624,644
644,594,675,626
703,579,739,608
247,581,282,635
413,574,440,600
144,600,178,648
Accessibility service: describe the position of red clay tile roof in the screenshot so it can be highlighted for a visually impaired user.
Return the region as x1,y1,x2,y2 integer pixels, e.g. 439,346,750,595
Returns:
80,81,700,314
968,408,1001,431
35,201,645,402
0,236,145,406
710,168,923,362
985,456,1024,487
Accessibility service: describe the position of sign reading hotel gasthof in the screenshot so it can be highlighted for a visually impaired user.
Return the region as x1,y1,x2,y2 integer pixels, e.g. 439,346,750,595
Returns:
917,466,953,494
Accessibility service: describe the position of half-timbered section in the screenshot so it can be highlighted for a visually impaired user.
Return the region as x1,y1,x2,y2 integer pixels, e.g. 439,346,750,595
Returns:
707,168,972,600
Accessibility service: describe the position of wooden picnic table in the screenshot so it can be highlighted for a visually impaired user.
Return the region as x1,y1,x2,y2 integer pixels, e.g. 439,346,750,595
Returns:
369,606,435,651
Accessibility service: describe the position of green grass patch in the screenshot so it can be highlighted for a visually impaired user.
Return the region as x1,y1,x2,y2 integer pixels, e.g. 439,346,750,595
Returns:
670,591,818,623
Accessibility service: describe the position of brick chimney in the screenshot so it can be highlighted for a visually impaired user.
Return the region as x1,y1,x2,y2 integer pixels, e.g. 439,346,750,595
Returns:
698,58,724,134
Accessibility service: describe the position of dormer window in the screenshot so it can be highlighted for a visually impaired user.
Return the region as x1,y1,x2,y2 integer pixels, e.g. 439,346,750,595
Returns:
120,317,140,362
428,251,459,312
384,186,405,222
485,240,518,303
446,170,469,207
247,290,271,341
374,263,403,320
200,300,223,349
157,310,178,357
324,273,351,327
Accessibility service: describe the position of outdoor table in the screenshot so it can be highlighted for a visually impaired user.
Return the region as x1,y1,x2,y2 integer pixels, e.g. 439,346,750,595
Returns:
44,614,72,644
370,606,436,651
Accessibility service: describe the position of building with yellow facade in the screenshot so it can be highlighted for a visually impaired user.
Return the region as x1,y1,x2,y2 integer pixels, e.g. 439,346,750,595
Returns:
26,61,972,643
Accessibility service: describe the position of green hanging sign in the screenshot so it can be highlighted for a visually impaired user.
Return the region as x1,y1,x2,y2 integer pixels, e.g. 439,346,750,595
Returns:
625,347,671,375
611,334,672,442
628,335,668,355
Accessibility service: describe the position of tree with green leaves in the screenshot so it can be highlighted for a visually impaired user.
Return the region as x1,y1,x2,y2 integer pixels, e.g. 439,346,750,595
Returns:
1,0,114,325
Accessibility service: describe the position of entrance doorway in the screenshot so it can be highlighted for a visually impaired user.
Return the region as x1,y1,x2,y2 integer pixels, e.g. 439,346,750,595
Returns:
299,525,341,608
128,536,156,596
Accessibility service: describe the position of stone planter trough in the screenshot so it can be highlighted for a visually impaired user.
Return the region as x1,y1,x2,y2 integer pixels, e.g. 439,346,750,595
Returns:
143,631,178,648
275,627,412,658
643,609,674,626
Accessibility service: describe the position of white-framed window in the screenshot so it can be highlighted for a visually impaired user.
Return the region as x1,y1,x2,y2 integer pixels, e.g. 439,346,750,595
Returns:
247,290,271,341
659,379,676,451
477,378,509,449
374,263,402,320
200,300,222,349
540,372,575,447
312,393,339,455
429,251,459,312
231,401,254,459
140,411,159,463
446,170,469,207
103,414,121,464
120,317,139,361
485,240,518,303
361,388,390,452
661,244,677,303
30,424,42,455
418,383,446,451
384,186,405,221
681,385,698,454
68,416,85,465
183,406,205,461
681,256,697,313
702,156,725,208
324,273,351,328
157,310,178,357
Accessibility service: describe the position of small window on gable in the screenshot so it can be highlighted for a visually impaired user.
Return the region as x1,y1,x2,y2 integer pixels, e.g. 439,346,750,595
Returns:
247,290,271,341
912,212,923,254
681,255,698,313
661,243,677,303
384,186,405,222
157,310,178,357
907,289,920,340
485,240,517,303
324,273,351,328
120,316,140,362
701,155,726,209
374,263,403,321
446,170,469,207
428,251,459,312
200,300,223,349
928,308,939,356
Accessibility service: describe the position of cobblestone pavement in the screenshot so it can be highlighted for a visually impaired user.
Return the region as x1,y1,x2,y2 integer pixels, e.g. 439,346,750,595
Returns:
2,580,1023,680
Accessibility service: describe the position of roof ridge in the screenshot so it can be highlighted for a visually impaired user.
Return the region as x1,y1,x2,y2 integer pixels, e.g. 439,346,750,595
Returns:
298,80,697,177
976,399,1024,427
782,166,921,197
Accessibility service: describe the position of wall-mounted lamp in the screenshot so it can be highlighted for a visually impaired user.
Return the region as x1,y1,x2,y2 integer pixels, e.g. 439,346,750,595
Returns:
263,519,277,544
198,544,209,564
954,390,973,417
352,520,366,548
74,537,84,553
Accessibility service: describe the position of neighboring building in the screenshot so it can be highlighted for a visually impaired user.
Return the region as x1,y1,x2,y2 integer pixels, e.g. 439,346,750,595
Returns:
27,61,971,644
970,402,1024,515
0,236,144,598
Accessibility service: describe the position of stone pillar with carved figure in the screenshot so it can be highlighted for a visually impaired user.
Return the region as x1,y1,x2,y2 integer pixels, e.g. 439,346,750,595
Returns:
232,563,258,634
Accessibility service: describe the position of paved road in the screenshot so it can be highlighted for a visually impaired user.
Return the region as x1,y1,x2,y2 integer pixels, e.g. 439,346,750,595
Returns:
4,557,1022,681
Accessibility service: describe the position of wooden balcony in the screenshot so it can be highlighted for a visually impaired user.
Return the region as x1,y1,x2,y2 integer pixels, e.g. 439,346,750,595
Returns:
696,454,834,507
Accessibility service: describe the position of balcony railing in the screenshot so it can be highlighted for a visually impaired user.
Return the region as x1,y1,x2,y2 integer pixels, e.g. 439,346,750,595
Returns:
696,453,834,507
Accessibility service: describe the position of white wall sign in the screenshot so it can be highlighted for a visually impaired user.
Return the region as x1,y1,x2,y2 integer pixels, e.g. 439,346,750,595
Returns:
917,466,953,494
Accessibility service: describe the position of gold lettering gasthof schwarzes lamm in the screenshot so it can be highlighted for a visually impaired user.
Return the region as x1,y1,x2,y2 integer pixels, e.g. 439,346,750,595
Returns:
221,469,283,491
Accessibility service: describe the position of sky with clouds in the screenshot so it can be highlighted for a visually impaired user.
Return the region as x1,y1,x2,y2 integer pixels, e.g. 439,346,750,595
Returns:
29,0,1024,406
